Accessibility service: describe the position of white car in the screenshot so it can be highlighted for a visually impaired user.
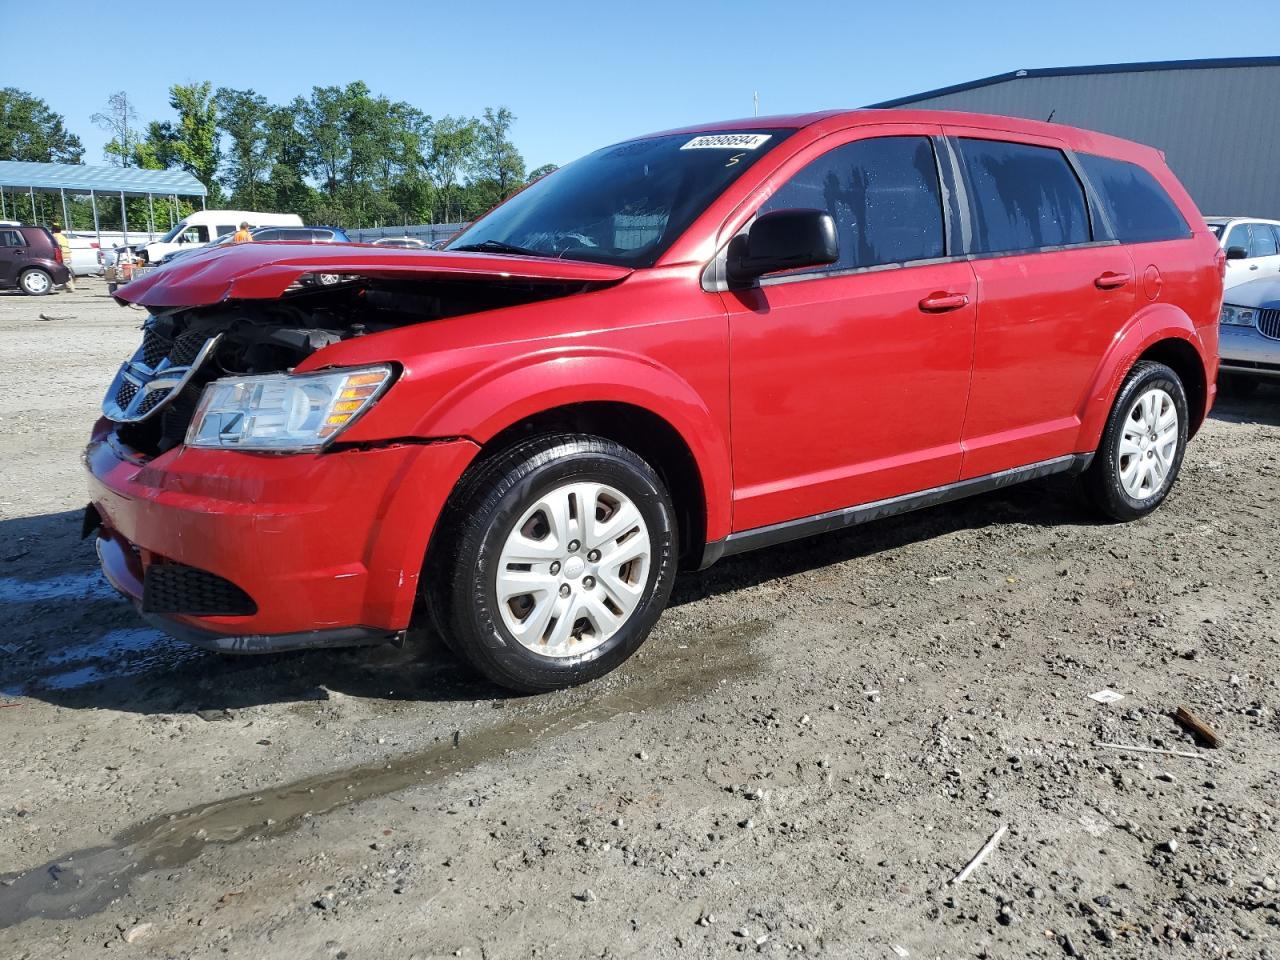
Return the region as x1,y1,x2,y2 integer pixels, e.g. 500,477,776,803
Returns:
65,234,105,276
1205,217,1280,291
135,210,303,264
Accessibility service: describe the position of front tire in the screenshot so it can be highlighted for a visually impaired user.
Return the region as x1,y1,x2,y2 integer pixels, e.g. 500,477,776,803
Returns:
1082,361,1188,521
18,268,52,296
432,434,677,693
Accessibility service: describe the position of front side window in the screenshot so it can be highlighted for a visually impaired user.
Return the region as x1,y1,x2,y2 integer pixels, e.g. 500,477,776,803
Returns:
1224,223,1252,255
1249,223,1279,258
958,138,1091,254
448,129,792,267
1077,153,1190,245
759,135,945,273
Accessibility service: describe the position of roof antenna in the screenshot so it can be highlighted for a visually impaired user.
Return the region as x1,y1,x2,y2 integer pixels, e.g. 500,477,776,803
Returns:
1045,108,1056,122
753,91,759,117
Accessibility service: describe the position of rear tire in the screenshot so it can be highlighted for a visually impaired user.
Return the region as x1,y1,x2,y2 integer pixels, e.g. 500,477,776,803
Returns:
1081,361,1188,521
430,434,677,693
18,268,52,296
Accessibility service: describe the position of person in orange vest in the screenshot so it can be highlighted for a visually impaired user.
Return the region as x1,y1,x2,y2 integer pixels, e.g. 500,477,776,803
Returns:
231,222,253,243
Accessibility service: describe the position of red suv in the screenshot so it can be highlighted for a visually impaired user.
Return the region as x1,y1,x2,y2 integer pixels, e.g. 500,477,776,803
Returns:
86,110,1222,691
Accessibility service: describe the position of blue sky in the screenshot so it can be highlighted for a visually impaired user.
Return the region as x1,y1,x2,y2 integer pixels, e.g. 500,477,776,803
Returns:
7,0,1279,171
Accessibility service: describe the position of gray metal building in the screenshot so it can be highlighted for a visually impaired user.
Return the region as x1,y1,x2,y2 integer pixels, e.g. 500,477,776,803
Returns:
867,56,1280,219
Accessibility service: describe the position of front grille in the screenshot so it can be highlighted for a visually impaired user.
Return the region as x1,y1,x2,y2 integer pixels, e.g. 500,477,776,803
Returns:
135,391,165,417
115,380,138,408
142,562,257,617
1258,308,1280,341
170,329,209,365
140,330,169,366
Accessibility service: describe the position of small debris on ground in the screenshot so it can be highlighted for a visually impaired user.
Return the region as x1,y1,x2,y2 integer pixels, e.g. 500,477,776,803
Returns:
1173,705,1222,748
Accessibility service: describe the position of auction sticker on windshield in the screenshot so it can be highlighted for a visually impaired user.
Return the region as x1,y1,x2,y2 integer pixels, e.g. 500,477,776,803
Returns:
681,133,772,150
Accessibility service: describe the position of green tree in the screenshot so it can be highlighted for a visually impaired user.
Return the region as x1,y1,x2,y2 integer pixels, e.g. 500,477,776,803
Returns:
216,87,274,208
527,163,559,183
0,88,84,163
476,107,525,200
164,82,221,199
427,115,479,223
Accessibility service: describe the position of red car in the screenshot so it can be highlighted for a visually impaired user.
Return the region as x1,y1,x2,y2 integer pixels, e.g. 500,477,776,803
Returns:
86,109,1222,692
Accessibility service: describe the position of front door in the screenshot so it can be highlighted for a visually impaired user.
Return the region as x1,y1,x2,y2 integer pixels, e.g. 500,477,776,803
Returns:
943,129,1138,478
721,130,976,532
0,227,27,285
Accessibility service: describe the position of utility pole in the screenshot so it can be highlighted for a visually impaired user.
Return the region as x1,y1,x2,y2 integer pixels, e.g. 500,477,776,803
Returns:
753,91,759,117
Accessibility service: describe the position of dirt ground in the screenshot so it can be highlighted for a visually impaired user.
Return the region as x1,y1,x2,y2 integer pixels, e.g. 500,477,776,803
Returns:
1,279,1278,959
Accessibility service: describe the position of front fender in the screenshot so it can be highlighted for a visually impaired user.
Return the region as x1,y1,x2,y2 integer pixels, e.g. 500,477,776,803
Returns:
1076,302,1208,450
415,347,733,544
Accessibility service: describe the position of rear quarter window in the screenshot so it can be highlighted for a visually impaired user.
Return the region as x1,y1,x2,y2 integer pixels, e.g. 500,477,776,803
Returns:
1077,153,1191,244
0,229,25,247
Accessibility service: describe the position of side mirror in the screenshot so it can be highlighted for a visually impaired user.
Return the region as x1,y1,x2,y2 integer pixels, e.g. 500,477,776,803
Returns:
726,209,839,285
1226,245,1248,261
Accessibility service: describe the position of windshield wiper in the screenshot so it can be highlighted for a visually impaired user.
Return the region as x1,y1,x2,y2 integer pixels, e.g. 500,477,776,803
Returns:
450,239,547,257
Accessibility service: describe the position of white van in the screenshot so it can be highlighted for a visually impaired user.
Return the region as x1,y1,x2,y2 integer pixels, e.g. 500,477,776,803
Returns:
136,210,303,263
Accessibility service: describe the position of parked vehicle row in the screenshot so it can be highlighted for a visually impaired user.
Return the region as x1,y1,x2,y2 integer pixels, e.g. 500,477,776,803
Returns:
134,210,304,264
155,225,351,266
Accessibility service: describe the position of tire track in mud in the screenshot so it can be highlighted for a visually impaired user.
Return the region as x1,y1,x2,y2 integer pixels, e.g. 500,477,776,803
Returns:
0,619,765,929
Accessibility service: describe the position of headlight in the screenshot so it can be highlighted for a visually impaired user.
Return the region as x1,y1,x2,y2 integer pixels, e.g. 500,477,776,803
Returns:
185,364,393,451
1220,304,1257,327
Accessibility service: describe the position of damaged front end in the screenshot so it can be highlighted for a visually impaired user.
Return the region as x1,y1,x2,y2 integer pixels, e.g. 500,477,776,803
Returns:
103,251,628,457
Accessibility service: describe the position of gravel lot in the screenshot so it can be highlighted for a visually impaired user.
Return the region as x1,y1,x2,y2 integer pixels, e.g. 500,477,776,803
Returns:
1,279,1278,959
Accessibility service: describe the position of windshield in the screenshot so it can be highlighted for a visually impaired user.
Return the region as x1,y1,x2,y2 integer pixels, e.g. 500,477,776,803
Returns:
447,130,792,267
158,221,190,244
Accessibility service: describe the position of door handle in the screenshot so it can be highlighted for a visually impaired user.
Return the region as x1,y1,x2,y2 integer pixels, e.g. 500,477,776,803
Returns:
1249,264,1259,270
918,292,969,312
1094,271,1131,290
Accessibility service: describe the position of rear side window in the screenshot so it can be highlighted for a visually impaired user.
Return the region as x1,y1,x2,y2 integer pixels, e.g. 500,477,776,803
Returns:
957,138,1091,254
1077,153,1191,244
0,229,25,247
215,225,236,237
1250,224,1279,258
760,135,945,272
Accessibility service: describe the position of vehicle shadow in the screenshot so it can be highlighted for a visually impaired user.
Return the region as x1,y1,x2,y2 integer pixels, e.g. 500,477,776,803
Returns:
1209,379,1280,427
2,472,1102,717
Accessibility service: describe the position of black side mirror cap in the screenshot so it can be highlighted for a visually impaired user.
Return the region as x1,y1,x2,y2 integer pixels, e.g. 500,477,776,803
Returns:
727,209,839,285
1226,245,1248,260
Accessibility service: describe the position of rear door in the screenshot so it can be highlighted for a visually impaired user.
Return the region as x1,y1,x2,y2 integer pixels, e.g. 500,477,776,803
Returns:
1248,221,1280,279
944,129,1137,478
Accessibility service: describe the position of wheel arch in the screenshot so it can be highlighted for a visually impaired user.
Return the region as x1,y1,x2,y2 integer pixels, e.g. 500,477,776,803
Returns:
1078,304,1211,449
443,400,711,570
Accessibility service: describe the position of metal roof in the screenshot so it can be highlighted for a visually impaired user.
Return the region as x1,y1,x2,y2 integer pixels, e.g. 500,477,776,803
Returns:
0,160,208,196
866,55,1280,108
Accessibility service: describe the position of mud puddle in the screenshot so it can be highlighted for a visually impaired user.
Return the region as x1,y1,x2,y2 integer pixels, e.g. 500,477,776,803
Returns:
0,619,766,929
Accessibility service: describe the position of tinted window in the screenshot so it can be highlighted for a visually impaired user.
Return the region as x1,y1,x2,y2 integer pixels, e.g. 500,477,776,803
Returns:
760,136,944,272
215,225,236,237
448,129,792,267
1225,223,1251,254
254,229,287,241
0,229,24,247
958,139,1091,254
1077,153,1190,244
1249,223,1278,258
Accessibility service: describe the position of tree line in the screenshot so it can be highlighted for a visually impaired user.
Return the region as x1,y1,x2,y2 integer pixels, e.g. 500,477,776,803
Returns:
1,84,558,230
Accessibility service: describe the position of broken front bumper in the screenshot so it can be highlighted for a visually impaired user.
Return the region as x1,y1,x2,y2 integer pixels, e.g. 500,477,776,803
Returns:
84,420,479,651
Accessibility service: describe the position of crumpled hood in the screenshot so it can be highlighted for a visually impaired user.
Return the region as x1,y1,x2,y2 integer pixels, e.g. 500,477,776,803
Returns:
115,242,634,308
